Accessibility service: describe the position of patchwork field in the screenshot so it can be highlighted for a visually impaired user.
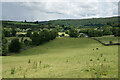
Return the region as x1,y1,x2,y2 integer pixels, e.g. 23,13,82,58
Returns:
2,37,118,78
95,35,119,44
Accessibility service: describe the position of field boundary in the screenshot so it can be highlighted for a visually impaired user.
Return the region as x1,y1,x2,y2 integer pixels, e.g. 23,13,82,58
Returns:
89,37,120,46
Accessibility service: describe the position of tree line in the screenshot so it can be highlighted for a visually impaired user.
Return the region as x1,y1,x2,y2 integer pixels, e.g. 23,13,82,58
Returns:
69,27,120,37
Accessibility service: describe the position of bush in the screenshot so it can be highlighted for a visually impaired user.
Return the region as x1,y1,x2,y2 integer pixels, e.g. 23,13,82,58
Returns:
24,39,31,46
18,34,26,37
8,39,21,52
26,30,32,37
109,41,113,44
11,28,16,37
65,30,69,34
30,30,57,45
62,34,65,37
2,37,8,56
2,44,8,56
69,28,79,37
87,29,103,37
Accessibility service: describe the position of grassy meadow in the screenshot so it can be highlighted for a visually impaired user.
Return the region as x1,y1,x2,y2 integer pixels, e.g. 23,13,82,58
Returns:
95,35,119,44
2,37,118,78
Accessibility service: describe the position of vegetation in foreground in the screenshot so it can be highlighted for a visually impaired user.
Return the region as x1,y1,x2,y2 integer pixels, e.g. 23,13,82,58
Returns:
2,37,118,78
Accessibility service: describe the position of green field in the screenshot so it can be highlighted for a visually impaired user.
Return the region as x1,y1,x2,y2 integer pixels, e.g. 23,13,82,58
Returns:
2,37,118,78
95,35,119,44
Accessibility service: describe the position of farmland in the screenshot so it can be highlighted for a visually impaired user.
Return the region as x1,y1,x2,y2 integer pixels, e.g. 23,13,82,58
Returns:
95,35,119,44
1,16,120,78
2,37,118,78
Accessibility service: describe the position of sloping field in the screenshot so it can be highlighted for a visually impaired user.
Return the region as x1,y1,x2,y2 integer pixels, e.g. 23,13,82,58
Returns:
95,35,119,44
2,37,118,78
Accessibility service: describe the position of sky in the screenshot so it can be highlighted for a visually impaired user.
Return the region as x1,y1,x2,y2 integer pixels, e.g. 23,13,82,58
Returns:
1,0,120,21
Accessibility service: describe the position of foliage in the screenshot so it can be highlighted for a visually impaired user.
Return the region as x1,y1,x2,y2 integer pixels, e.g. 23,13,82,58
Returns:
26,30,32,37
69,28,79,37
11,68,15,74
8,38,21,52
24,39,32,46
2,29,12,37
11,28,17,36
112,27,120,37
62,34,65,37
2,38,8,56
2,34,8,56
2,16,119,29
103,28,112,35
30,29,57,45
87,29,103,37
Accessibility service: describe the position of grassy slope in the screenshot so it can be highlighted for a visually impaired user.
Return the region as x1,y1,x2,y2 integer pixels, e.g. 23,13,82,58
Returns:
2,37,118,78
95,35,119,44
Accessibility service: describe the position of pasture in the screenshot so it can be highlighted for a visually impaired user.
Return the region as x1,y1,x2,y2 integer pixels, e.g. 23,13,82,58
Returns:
2,37,118,78
95,35,119,44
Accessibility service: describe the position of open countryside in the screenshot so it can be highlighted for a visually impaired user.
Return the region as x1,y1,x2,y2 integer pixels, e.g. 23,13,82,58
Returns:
1,2,120,78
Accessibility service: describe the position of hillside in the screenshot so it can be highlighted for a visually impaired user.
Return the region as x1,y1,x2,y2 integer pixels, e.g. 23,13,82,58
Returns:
2,16,119,29
2,37,118,78
39,16,119,27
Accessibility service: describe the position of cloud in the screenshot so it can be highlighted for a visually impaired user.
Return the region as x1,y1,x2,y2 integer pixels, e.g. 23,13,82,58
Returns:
1,0,120,2
2,0,119,21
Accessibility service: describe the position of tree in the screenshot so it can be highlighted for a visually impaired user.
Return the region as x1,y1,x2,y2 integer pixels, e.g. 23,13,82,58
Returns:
8,39,21,52
25,20,27,23
34,21,38,24
26,30,32,37
3,29,12,37
103,28,112,35
11,28,16,36
87,29,103,37
30,30,58,46
2,34,8,56
24,39,31,46
69,28,79,37
62,34,65,37
112,27,120,37
30,32,40,45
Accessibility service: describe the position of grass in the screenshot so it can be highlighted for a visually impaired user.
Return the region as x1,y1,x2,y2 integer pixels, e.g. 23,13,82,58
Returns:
95,35,119,44
2,37,118,78
16,32,26,35
58,32,69,37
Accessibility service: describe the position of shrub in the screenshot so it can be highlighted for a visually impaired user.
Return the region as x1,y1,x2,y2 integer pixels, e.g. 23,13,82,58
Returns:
28,59,31,64
109,41,112,44
30,30,57,45
11,28,16,37
24,39,31,46
87,29,103,37
18,34,26,37
11,68,15,74
26,30,32,37
69,28,79,37
62,34,65,37
2,37,8,56
8,39,21,52
21,37,24,43
65,30,69,34
2,44,8,56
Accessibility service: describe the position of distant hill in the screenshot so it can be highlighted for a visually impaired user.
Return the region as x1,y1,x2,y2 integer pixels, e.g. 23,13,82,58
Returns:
39,16,119,27
2,16,119,29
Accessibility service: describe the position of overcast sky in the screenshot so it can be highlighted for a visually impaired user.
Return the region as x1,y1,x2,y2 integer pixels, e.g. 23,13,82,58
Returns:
1,0,119,21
